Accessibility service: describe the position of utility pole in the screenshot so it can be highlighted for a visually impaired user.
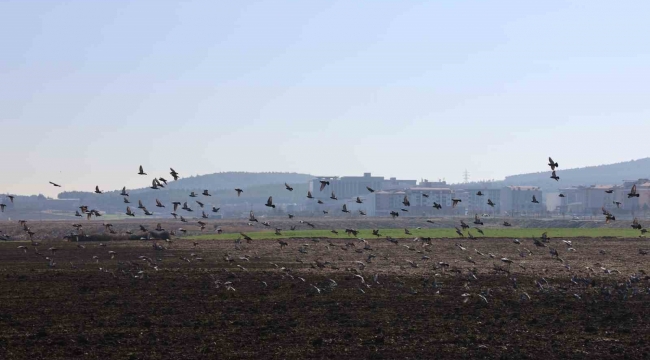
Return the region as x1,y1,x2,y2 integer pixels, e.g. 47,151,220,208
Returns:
463,169,470,184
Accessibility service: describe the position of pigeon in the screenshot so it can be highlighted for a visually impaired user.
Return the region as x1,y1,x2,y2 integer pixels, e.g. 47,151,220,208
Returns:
548,157,558,170
235,188,243,196
285,183,293,191
319,180,330,191
138,165,147,175
49,182,62,187
170,168,180,180
265,196,275,209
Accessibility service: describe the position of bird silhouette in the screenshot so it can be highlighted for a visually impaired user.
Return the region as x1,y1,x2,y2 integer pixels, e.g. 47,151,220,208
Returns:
155,199,165,208
342,204,350,213
356,197,363,204
550,171,560,181
366,186,375,193
235,188,243,197
487,199,495,207
138,165,147,175
285,183,293,191
120,187,129,196
402,195,410,207
265,196,275,208
628,184,640,198
390,211,399,218
202,190,211,196
49,182,62,187
319,180,330,191
307,191,314,199
433,202,442,210
94,186,103,194
605,189,614,194
548,157,558,170
170,168,179,180
196,201,204,208
613,201,622,208
189,192,197,197
452,199,461,208
476,191,483,196
125,207,135,217
212,206,220,213
532,195,539,203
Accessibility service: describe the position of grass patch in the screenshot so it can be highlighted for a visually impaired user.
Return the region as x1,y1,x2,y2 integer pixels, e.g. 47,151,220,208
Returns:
187,227,646,240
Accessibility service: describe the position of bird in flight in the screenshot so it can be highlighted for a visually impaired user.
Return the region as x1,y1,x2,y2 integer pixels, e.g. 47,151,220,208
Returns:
402,195,410,207
0,203,6,212
559,194,565,198
390,211,399,218
212,206,220,213
120,187,129,196
94,186,103,194
265,196,275,209
605,189,614,194
452,199,461,208
189,192,197,197
170,168,180,181
138,165,147,175
476,191,483,196
138,200,146,209
422,193,429,198
202,190,211,196
7,195,14,203
613,201,622,208
487,199,495,207
433,202,442,210
366,186,375,193
235,188,243,197
356,197,363,204
550,171,560,181
319,180,330,191
196,201,204,208
125,207,135,217
307,191,314,199
330,192,338,200
285,183,293,191
342,204,350,213
49,182,62,187
155,199,165,208
548,157,559,171
532,195,539,204
628,184,640,198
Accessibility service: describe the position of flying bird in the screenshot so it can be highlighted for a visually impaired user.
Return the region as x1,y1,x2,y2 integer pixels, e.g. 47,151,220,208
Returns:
265,196,275,208
402,195,410,207
356,197,363,204
49,182,62,187
319,180,330,191
285,183,293,191
125,207,135,217
452,199,462,208
476,191,483,196
202,190,211,196
433,202,442,210
120,187,129,196
330,192,338,200
138,165,147,175
235,188,243,196
550,171,560,181
628,184,640,198
212,206,220,213
170,168,180,180
94,186,103,194
605,189,614,194
189,192,197,197
306,191,314,199
366,186,375,193
548,157,558,170
613,201,622,208
532,195,539,204
155,199,165,208
487,199,495,207
342,204,350,213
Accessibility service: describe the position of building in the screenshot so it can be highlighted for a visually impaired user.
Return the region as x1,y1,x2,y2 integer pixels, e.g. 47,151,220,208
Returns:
308,173,417,202
500,186,543,216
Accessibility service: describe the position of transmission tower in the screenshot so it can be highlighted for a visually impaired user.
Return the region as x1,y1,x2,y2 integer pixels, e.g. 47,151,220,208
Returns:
463,169,470,183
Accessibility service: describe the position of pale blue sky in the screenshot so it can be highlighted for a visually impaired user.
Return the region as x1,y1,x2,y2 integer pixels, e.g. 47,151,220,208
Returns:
1,0,649,197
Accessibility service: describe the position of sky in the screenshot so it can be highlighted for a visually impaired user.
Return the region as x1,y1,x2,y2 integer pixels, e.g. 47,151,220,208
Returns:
1,0,649,197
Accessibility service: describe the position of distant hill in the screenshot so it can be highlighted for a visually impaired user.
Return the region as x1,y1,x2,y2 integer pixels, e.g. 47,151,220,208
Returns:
456,158,650,193
156,171,314,191
55,172,314,215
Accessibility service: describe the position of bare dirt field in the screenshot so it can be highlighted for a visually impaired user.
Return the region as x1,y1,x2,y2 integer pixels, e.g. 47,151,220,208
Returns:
1,220,650,359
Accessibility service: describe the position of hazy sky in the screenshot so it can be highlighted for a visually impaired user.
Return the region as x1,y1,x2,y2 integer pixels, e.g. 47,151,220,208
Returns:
1,0,649,197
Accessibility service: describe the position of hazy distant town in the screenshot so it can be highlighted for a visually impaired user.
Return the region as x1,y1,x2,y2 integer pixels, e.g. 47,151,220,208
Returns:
3,158,650,221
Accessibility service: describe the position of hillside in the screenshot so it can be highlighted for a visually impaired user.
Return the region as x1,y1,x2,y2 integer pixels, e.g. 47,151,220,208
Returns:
456,158,650,192
154,171,313,191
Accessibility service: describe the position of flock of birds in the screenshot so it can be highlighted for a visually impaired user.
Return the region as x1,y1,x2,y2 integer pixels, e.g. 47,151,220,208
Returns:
1,158,650,305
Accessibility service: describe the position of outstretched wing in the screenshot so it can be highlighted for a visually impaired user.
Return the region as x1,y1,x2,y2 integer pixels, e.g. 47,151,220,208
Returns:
139,165,144,173
267,196,273,205
320,182,326,191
